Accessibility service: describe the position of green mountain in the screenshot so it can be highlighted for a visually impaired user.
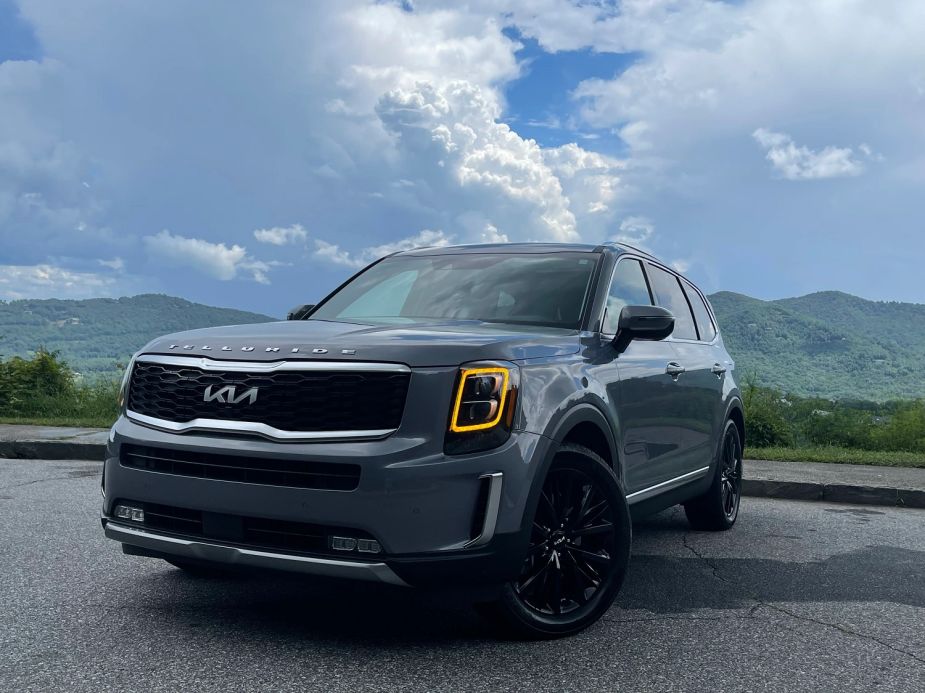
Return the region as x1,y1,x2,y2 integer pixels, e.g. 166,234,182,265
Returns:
0,294,274,377
709,291,925,401
1,290,922,401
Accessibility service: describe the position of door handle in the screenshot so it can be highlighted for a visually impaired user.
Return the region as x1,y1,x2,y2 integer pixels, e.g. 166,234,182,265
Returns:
711,363,727,376
666,362,686,378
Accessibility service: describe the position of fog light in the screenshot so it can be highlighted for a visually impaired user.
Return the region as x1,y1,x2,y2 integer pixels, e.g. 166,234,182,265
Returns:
115,504,144,523
356,539,381,554
331,536,357,551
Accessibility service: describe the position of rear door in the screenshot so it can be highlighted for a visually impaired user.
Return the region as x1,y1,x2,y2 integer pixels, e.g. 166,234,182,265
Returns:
646,264,723,474
677,279,728,468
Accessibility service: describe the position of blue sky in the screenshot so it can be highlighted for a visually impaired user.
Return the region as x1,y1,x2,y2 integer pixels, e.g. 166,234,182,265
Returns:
1,0,923,317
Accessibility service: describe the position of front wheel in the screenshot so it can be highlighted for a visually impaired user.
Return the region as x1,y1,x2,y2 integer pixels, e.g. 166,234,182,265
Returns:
481,443,632,639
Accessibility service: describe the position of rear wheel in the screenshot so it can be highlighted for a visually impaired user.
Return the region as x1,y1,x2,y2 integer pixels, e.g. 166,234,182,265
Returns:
684,420,743,531
481,444,631,639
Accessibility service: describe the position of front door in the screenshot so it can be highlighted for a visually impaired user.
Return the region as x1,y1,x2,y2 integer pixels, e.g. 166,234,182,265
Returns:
594,257,686,494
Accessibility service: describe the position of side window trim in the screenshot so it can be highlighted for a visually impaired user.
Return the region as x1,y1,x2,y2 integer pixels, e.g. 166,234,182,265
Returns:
645,260,699,342
681,277,718,344
677,276,702,342
599,255,655,336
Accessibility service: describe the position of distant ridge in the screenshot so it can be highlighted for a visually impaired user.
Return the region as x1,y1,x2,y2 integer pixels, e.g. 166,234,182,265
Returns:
709,291,925,401
0,294,274,375
1,290,922,400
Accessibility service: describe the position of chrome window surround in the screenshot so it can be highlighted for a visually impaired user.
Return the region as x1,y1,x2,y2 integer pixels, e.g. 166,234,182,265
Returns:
125,354,412,443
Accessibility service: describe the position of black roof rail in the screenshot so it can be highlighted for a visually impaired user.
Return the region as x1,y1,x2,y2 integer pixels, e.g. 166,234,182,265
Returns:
603,241,659,261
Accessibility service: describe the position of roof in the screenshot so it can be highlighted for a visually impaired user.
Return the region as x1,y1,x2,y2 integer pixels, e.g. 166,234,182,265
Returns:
397,242,611,256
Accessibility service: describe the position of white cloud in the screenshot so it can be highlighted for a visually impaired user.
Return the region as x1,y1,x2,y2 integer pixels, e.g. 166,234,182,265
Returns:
314,229,452,269
612,216,654,246
454,0,743,55
752,129,864,180
479,223,509,243
253,224,308,246
0,264,116,300
97,257,125,271
376,80,593,242
313,240,362,269
143,230,271,284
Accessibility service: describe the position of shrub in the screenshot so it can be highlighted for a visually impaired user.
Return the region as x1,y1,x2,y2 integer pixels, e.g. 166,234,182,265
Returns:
0,349,119,426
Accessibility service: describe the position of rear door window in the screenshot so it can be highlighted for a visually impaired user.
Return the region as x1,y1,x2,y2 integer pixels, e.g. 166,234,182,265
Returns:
646,265,698,341
682,279,716,342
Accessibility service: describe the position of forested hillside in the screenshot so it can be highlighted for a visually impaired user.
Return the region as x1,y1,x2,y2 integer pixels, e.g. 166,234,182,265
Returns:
1,290,922,400
0,295,274,376
709,291,925,401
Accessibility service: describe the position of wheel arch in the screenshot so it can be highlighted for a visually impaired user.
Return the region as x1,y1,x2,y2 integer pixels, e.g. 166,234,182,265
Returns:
516,404,622,540
726,398,745,450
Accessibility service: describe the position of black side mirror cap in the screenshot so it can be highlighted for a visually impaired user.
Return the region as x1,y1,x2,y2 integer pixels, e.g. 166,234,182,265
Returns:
287,304,315,320
612,304,675,353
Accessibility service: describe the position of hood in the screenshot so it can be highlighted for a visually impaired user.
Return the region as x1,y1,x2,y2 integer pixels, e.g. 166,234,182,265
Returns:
139,319,580,367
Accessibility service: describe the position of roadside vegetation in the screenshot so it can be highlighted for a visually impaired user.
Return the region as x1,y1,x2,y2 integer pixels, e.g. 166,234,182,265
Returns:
1,351,923,466
742,377,925,466
0,349,120,428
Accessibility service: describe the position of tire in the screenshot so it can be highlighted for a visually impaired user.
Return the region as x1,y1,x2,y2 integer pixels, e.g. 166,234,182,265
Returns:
480,443,632,639
684,420,743,531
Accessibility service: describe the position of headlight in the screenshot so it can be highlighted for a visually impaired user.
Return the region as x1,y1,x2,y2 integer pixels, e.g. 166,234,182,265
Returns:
445,363,518,455
117,354,138,410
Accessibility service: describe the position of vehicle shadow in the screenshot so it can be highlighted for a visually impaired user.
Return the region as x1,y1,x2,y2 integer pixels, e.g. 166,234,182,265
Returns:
120,508,925,646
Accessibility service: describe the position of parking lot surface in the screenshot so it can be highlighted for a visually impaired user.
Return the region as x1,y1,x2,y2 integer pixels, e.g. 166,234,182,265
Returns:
1,459,923,692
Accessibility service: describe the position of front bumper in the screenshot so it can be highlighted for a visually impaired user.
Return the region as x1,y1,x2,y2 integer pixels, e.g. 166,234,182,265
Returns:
102,415,551,587
105,521,409,585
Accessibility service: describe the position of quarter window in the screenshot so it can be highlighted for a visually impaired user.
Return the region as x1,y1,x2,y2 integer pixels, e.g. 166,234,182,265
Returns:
602,259,652,333
646,265,698,341
682,279,716,342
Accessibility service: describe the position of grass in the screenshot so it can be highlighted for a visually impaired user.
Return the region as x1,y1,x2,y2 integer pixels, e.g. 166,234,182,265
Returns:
0,415,115,428
747,445,925,468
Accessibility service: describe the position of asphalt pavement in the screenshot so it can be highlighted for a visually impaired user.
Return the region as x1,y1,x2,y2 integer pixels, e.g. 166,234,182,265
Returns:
1,458,924,692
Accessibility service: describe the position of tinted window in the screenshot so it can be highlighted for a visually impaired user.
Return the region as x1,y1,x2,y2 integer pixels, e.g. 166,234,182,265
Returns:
602,259,652,333
682,279,716,342
311,253,598,329
646,265,697,340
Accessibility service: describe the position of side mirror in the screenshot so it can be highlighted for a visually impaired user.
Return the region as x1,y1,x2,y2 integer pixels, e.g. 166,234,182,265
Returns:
287,304,315,321
612,305,674,353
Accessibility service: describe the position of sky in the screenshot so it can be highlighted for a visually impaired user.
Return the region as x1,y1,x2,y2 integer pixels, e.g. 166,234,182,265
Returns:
0,0,923,317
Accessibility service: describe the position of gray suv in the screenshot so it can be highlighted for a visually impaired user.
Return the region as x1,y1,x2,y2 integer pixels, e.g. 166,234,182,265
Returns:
102,242,744,637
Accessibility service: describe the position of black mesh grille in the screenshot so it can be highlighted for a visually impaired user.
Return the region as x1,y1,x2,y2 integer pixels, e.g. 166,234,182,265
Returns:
121,444,360,490
128,359,410,433
115,499,377,557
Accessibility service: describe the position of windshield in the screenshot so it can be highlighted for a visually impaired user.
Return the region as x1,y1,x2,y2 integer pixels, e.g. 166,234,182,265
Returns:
310,252,599,329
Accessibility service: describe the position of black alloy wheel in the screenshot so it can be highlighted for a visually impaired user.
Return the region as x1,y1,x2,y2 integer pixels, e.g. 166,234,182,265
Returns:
516,466,617,616
719,426,743,522
684,419,743,531
483,444,631,639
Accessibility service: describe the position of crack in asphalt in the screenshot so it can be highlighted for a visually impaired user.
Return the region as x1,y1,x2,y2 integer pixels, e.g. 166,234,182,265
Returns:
0,473,86,491
681,530,925,667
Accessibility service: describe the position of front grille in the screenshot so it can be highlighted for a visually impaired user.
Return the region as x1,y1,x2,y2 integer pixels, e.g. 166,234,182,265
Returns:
121,444,361,490
127,358,410,434
115,499,378,557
